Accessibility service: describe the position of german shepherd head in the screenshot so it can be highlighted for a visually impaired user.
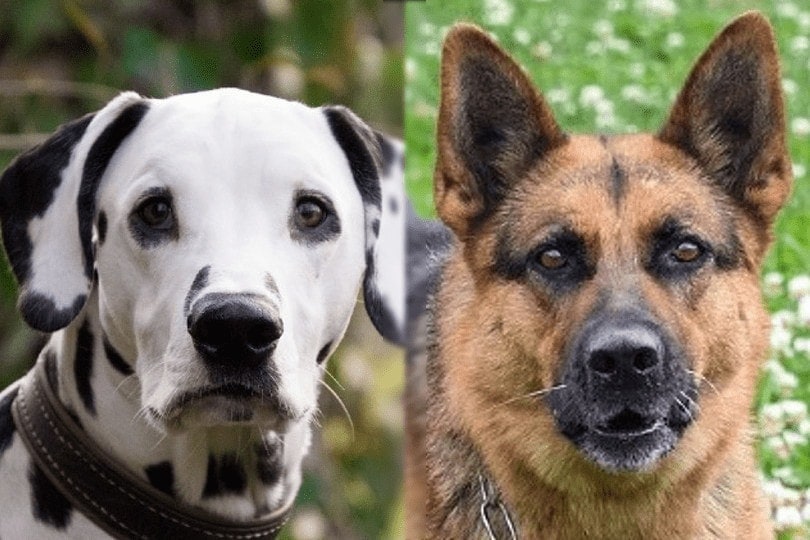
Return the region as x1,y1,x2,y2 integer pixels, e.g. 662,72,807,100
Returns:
426,11,790,536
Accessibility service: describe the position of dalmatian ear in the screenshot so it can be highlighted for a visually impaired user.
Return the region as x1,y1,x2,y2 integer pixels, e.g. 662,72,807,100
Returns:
323,106,405,346
0,92,149,332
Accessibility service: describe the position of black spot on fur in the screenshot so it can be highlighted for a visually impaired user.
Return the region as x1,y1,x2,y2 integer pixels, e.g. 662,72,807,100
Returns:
0,114,94,288
256,437,284,485
97,210,108,245
144,461,175,497
388,196,399,214
29,461,73,529
609,157,626,204
324,107,381,211
264,273,278,296
316,342,333,365
0,385,19,457
79,101,149,279
203,454,247,497
103,336,133,376
184,265,210,316
17,288,87,334
74,320,96,415
375,131,396,177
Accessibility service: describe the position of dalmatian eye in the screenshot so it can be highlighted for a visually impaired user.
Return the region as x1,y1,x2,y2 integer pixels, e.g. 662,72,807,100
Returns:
136,198,174,230
295,198,327,229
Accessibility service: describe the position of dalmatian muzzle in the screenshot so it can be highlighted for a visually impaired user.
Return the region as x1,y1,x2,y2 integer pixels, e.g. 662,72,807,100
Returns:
0,89,404,538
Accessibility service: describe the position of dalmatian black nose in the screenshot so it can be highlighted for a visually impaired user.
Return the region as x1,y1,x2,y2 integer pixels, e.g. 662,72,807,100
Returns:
188,293,283,371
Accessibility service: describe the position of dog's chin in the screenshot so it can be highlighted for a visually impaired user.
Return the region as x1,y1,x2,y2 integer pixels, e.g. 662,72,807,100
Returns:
155,384,304,433
556,407,692,473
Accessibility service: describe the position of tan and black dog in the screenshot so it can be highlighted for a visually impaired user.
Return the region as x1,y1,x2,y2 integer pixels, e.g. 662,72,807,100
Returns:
423,12,790,539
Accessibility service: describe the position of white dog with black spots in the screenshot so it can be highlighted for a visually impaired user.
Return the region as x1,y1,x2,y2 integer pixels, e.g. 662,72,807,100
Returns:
0,88,404,538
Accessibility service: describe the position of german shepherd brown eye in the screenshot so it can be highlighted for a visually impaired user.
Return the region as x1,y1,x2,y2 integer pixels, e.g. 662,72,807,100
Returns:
672,241,701,263
295,198,327,228
136,198,174,230
538,248,567,269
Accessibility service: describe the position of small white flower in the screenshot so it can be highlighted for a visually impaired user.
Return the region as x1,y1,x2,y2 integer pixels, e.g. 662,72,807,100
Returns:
782,400,808,425
793,162,806,178
774,505,803,531
586,40,606,56
666,32,685,48
798,296,810,327
629,62,645,78
782,430,807,450
776,3,800,19
792,117,810,137
766,436,791,460
608,37,631,54
621,84,649,104
802,501,810,521
775,367,799,396
532,41,553,60
484,0,515,26
637,0,677,17
789,275,810,299
546,87,570,104
772,310,796,329
513,28,531,46
771,325,794,354
763,272,784,297
607,0,626,11
791,36,810,53
783,79,799,95
593,20,614,39
760,403,786,436
798,419,810,436
794,337,810,355
579,85,605,107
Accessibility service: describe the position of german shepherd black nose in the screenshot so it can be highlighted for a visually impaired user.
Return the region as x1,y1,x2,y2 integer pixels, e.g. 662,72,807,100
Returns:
583,317,665,390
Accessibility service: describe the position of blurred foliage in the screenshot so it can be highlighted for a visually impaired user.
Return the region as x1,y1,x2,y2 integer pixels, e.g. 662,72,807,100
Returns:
0,1,404,539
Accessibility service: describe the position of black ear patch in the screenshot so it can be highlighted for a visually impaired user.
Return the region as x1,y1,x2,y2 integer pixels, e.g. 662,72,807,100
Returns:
0,114,94,287
0,99,149,333
324,107,403,343
78,102,149,278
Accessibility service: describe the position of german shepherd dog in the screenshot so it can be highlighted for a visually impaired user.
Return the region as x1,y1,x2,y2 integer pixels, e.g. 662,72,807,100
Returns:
423,12,790,538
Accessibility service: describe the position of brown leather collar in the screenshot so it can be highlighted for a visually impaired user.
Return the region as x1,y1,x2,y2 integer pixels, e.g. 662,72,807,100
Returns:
11,356,291,539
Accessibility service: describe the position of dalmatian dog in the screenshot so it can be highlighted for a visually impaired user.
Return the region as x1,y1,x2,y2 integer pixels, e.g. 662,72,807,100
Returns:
0,88,404,538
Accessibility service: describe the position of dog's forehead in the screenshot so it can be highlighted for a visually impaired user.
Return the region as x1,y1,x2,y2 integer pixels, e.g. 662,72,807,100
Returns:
504,134,731,241
100,89,356,197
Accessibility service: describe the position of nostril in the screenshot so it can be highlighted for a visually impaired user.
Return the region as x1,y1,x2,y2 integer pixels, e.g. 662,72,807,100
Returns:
632,347,660,374
245,319,283,353
588,351,617,376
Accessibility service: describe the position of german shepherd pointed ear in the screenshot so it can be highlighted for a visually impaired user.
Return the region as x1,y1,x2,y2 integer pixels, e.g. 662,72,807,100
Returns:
435,24,566,237
659,11,791,227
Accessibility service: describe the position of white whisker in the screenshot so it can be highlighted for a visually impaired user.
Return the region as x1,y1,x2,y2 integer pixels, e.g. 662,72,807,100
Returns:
490,384,567,410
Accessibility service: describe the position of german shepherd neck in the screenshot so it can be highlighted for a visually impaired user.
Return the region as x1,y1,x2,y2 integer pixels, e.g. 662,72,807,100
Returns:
425,12,790,539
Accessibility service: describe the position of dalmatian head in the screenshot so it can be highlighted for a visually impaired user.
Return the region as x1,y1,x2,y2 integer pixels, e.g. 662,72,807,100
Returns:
0,89,403,434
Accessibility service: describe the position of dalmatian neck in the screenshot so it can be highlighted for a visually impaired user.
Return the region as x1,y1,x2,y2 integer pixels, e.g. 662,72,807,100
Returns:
44,303,305,520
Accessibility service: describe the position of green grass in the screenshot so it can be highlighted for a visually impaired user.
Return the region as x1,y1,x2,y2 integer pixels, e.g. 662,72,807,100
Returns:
406,0,810,536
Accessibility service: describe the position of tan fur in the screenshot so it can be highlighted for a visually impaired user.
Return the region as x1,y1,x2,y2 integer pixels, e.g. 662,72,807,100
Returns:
422,12,790,539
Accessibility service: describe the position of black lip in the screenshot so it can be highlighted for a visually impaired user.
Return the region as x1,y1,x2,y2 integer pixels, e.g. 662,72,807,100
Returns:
592,409,663,438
